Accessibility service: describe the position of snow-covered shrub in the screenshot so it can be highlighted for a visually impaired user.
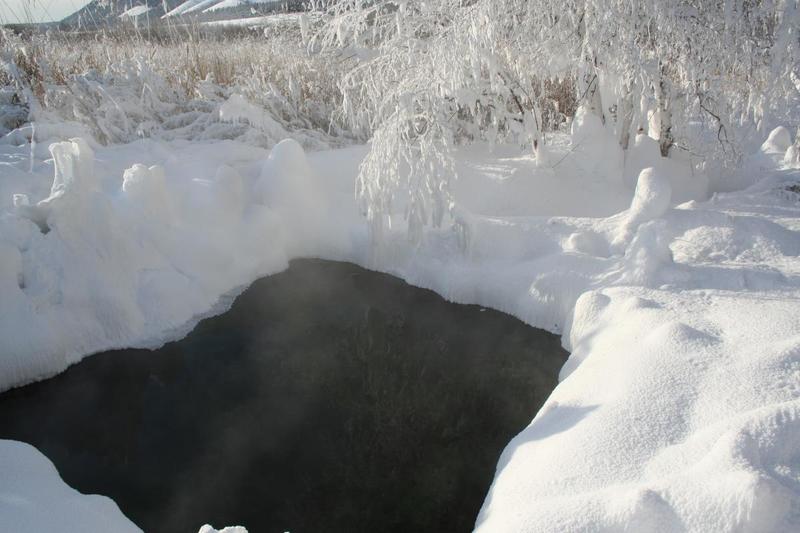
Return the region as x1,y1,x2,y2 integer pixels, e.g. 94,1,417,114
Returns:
2,3,798,244
310,0,800,241
0,25,349,149
627,167,672,228
356,93,456,243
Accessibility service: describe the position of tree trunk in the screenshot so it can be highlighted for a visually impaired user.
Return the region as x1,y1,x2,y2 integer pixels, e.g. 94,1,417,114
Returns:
618,79,635,150
580,65,605,122
655,65,673,157
787,127,800,167
576,10,605,123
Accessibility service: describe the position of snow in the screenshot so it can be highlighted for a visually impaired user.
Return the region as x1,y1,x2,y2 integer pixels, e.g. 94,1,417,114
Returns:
0,138,289,387
1,123,800,531
0,440,141,532
119,5,151,18
163,0,213,18
198,526,248,533
0,446,246,533
202,0,243,12
762,126,794,155
202,13,301,28
626,167,672,227
219,94,289,141
181,0,225,15
164,0,283,17
570,106,624,186
479,288,800,531
623,133,709,204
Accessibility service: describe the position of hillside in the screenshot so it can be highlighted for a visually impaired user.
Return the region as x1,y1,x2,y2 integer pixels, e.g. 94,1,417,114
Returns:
61,0,302,29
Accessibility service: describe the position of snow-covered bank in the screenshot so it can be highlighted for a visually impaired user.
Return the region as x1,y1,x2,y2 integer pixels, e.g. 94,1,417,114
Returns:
0,440,141,532
479,285,800,531
0,139,291,388
1,129,799,531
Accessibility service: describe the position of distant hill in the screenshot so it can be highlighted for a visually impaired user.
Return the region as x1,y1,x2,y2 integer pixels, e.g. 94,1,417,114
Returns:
61,0,305,29
61,0,181,29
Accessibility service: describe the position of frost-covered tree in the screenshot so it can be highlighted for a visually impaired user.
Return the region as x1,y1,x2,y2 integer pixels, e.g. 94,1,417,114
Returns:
311,0,800,241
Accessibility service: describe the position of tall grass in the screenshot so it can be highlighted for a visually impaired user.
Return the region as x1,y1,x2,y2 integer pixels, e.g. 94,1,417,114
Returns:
0,13,580,151
0,19,352,149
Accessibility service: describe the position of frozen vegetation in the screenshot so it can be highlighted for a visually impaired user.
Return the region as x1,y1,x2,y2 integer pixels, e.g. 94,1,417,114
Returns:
1,0,800,531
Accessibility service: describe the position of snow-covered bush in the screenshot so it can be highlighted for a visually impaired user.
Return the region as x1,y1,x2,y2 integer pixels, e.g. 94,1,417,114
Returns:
2,3,798,243
310,0,800,240
0,25,349,149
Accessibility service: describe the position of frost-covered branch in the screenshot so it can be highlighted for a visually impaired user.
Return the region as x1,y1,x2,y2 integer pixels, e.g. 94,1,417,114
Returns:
312,0,800,242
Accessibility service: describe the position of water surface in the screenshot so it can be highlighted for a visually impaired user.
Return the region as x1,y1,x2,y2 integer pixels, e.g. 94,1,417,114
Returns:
0,259,567,533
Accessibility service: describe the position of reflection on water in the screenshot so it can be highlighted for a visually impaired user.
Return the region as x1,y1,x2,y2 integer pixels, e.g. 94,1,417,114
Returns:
0,259,567,533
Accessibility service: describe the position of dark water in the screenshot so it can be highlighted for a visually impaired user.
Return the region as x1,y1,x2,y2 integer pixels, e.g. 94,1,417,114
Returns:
0,259,567,533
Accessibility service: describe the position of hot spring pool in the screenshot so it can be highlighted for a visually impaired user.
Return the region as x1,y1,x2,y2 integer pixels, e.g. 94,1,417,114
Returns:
0,259,568,532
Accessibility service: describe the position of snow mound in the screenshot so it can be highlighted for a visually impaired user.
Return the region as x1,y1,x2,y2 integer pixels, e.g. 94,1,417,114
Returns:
219,94,289,145
198,525,248,533
564,230,610,258
761,126,793,154
122,164,174,222
255,138,328,256
49,137,98,196
734,126,800,187
0,137,290,390
623,133,663,188
257,139,310,205
624,133,708,203
570,105,623,185
476,287,800,532
628,167,672,226
0,440,141,532
608,166,672,252
780,128,799,168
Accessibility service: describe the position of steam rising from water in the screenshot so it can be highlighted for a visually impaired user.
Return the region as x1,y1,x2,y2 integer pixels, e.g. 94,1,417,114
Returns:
0,259,567,532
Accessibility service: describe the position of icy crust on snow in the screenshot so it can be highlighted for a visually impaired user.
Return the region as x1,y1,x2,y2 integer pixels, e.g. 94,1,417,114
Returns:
1,125,800,531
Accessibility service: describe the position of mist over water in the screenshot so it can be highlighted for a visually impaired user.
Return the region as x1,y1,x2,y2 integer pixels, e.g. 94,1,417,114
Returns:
0,259,567,533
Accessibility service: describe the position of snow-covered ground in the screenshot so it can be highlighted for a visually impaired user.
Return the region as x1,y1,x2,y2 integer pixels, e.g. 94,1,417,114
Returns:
0,122,799,531
0,439,141,532
119,5,152,19
162,0,282,18
201,12,302,28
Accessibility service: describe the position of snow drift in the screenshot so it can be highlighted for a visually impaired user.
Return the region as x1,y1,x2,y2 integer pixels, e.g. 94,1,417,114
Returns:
0,440,141,533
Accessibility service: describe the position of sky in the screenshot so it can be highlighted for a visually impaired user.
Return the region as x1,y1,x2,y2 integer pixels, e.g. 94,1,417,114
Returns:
0,0,92,23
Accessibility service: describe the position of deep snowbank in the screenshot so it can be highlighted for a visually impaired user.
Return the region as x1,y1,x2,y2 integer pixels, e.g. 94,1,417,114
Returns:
478,286,800,531
0,138,298,388
1,126,799,531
